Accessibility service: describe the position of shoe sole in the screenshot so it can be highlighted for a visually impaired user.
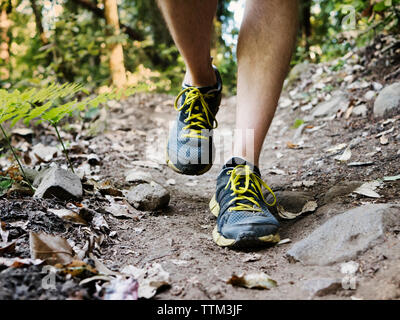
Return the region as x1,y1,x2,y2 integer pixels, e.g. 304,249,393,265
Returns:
165,144,213,176
209,195,280,248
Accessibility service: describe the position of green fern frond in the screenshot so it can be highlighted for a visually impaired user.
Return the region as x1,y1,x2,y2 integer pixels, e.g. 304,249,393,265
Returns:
0,82,136,187
0,82,135,127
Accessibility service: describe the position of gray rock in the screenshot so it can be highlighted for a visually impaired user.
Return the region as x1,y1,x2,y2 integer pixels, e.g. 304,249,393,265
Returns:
373,82,400,117
323,181,362,204
23,168,40,183
312,92,349,118
302,278,342,297
287,62,314,83
125,169,153,183
364,90,376,101
352,104,368,117
127,182,170,211
372,82,383,91
287,204,400,266
33,167,52,187
33,167,83,200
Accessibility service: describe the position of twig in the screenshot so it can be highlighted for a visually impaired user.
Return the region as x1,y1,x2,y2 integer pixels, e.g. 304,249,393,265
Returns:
51,122,75,173
0,124,34,191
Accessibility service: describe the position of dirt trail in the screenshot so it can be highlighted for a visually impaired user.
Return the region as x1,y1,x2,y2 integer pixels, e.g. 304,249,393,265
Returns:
93,84,399,299
1,34,400,300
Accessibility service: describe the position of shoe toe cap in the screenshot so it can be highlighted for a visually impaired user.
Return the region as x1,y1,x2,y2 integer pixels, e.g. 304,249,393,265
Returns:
220,215,279,241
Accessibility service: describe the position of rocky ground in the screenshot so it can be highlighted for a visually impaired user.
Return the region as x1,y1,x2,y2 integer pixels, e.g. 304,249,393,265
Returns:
0,34,400,300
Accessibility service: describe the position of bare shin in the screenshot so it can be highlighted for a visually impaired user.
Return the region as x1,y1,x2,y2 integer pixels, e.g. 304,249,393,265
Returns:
157,0,218,87
234,0,298,166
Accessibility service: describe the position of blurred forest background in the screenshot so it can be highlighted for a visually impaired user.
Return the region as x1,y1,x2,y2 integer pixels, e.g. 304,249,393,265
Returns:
0,0,399,95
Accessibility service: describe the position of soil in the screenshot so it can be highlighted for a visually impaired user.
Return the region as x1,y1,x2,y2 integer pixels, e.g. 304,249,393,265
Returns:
0,34,399,300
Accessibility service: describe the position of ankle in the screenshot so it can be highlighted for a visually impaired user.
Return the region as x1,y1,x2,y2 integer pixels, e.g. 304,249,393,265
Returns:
225,155,259,168
184,65,216,87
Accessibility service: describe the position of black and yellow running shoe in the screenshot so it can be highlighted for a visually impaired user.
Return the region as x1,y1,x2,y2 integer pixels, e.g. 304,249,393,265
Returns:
209,157,280,248
166,67,222,175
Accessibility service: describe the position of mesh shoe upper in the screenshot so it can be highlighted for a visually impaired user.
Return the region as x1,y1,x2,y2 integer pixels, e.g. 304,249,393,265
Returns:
215,157,280,241
166,67,222,175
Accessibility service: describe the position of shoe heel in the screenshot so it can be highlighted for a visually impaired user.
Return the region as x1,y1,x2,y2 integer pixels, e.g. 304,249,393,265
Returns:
209,194,220,217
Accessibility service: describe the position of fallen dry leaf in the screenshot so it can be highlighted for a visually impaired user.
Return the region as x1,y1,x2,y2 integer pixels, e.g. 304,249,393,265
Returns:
104,276,139,300
353,181,381,198
0,257,43,268
0,224,8,243
105,197,140,219
121,263,170,299
31,143,59,163
277,200,318,220
345,105,354,119
383,175,400,182
227,272,277,290
287,142,300,149
92,213,110,232
242,253,262,263
48,208,88,225
55,260,98,277
89,253,119,276
79,275,112,286
380,135,389,145
278,238,292,245
0,241,16,255
325,143,347,153
333,146,352,161
29,232,75,265
99,186,123,197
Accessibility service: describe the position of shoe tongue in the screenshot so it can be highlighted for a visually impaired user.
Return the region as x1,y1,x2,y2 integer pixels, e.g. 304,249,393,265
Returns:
224,157,261,176
179,83,219,128
223,157,262,210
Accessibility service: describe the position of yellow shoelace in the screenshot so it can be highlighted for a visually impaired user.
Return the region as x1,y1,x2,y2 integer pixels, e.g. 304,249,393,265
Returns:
174,87,218,139
225,165,276,212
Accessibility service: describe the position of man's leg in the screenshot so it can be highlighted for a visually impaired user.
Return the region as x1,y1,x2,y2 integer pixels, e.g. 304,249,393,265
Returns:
234,0,299,166
159,0,223,176
211,1,299,248
157,0,217,87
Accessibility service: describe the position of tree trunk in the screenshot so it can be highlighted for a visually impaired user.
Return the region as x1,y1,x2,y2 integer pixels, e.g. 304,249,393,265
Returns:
0,1,11,80
103,0,127,88
30,0,48,45
70,0,143,41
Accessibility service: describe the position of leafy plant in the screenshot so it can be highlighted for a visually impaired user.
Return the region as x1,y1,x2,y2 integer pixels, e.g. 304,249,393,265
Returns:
0,177,14,196
0,166,23,195
0,83,135,188
292,119,305,129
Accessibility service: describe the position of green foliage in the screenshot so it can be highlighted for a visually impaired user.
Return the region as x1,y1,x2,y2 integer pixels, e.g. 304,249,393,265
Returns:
0,83,134,127
0,177,13,196
292,119,305,129
1,0,399,97
293,0,400,66
0,82,135,178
